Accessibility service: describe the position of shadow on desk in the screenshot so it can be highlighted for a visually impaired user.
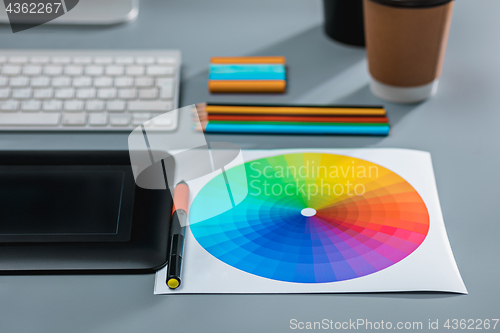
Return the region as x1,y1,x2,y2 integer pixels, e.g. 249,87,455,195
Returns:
300,291,463,300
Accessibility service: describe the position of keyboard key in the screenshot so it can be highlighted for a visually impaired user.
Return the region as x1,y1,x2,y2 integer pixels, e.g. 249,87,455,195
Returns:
126,66,144,76
157,77,174,86
43,100,63,111
149,113,165,120
9,56,28,64
115,76,134,87
146,65,175,76
157,57,176,65
73,57,92,64
110,114,130,126
94,77,113,87
157,78,174,99
1,100,19,111
131,113,150,125
10,77,29,87
128,100,172,112
89,113,107,126
2,65,22,76
54,88,75,99
52,57,71,64
153,115,173,127
12,88,31,99
21,100,41,112
116,57,134,65
44,65,63,76
97,88,117,99
0,113,59,126
64,100,84,111
131,119,149,126
160,87,174,100
85,66,104,76
62,112,86,126
76,88,96,99
64,65,84,76
0,88,10,99
86,100,105,111
94,56,113,64
73,76,92,87
23,65,43,76
118,88,136,99
31,77,50,87
52,76,71,87
139,88,158,99
136,57,155,65
107,100,126,112
33,88,53,99
0,76,8,86
30,56,50,64
105,65,124,76
135,77,154,87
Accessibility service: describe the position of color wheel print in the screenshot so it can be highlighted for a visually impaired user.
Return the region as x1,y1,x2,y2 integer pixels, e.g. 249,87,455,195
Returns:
189,153,430,283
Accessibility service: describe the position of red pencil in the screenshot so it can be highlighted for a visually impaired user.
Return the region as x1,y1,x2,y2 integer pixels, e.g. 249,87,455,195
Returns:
205,114,389,123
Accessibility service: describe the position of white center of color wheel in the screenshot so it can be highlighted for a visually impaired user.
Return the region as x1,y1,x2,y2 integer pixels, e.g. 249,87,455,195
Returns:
301,208,316,217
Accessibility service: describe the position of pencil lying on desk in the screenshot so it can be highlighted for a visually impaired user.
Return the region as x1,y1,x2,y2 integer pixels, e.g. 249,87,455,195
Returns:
194,121,390,136
208,81,287,93
210,56,287,64
200,114,389,123
198,103,387,116
193,103,389,135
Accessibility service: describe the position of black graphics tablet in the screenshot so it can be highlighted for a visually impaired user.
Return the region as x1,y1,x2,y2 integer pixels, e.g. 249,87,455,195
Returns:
0,150,173,274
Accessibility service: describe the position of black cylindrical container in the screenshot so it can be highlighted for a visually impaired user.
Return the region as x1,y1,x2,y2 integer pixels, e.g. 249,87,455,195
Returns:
323,0,365,46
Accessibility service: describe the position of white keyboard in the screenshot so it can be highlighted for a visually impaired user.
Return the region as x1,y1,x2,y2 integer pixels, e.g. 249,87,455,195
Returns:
0,50,180,131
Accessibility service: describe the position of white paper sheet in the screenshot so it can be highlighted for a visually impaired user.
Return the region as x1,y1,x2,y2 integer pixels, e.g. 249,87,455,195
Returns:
155,148,467,294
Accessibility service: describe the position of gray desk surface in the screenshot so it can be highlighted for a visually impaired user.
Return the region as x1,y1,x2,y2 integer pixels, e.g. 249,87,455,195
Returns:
1,0,499,332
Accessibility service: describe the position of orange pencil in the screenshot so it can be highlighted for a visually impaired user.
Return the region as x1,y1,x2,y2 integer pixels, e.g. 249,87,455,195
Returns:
210,56,286,64
208,80,286,93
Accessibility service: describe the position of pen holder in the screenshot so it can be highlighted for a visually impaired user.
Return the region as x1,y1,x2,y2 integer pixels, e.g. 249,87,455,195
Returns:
323,0,365,47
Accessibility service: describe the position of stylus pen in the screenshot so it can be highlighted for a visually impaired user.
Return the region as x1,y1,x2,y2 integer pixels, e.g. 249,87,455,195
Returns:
167,181,189,289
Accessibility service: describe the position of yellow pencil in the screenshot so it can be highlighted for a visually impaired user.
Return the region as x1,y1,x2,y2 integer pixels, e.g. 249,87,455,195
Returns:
199,104,386,116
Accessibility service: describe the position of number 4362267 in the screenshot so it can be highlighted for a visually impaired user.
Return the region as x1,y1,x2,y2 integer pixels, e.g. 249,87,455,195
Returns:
444,319,499,330
5,2,62,14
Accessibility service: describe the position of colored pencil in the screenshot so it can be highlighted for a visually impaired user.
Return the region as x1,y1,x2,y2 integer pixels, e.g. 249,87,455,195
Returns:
208,121,388,127
208,80,286,93
197,103,386,116
209,64,286,81
205,102,384,109
210,56,286,64
210,64,286,74
196,122,390,136
201,114,389,123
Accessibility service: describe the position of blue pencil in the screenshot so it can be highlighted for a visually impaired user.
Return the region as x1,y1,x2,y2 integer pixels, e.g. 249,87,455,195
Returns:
202,123,390,136
209,64,286,81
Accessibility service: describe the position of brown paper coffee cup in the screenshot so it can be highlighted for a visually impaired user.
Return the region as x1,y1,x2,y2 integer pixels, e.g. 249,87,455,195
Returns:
364,0,454,103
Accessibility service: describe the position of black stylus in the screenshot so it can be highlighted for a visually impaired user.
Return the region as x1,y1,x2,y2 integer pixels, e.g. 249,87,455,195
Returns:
167,181,189,289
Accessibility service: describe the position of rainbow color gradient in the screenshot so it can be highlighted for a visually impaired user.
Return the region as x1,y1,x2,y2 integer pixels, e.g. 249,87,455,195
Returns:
189,153,430,283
